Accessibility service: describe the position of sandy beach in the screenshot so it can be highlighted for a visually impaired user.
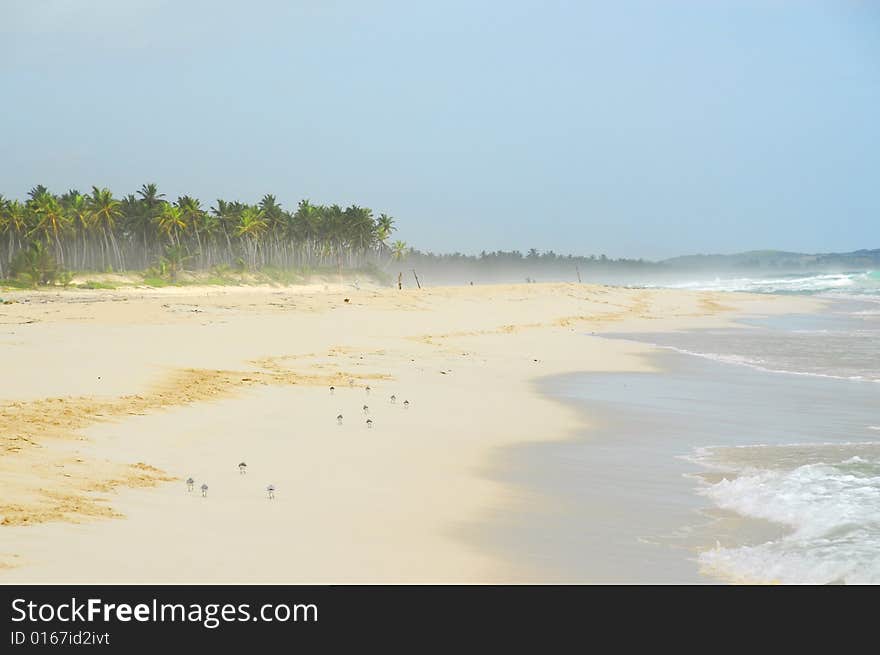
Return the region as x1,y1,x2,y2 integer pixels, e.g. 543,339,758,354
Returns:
0,282,820,583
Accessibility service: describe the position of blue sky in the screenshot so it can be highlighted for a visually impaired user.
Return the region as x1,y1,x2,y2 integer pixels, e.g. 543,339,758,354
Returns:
2,0,878,259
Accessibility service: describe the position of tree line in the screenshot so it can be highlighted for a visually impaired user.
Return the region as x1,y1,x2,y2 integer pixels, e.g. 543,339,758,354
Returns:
0,184,405,281
2,183,722,288
402,248,653,267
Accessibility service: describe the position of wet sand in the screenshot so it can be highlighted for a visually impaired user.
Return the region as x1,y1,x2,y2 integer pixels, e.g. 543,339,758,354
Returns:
482,347,878,583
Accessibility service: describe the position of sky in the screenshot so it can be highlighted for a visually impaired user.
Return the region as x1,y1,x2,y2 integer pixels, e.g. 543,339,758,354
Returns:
1,0,878,260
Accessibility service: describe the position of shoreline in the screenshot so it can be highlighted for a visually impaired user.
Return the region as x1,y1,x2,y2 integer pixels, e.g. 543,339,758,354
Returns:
502,308,878,584
477,354,791,584
0,282,822,582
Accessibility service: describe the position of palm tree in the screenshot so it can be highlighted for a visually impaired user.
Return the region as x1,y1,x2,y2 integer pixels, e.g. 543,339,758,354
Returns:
28,191,70,266
177,196,205,263
345,205,376,266
86,186,124,271
155,203,187,246
138,183,165,210
0,195,8,278
292,199,320,266
376,214,396,248
61,192,91,269
211,198,239,263
3,200,29,269
391,240,408,262
11,240,58,287
159,244,191,281
198,210,223,267
134,183,165,266
27,185,49,202
2,183,403,283
235,206,267,269
259,194,285,265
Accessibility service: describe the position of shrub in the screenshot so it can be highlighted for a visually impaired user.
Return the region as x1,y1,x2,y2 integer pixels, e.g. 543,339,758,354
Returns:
10,241,58,287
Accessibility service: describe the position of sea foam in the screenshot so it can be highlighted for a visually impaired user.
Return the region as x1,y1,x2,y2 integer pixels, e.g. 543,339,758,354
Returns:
641,271,879,296
693,445,880,584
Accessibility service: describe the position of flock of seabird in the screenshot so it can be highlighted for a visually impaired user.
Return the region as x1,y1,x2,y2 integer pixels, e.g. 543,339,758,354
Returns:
188,384,412,500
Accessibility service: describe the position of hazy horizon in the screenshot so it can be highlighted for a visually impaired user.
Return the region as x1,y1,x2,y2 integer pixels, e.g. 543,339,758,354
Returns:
3,1,878,259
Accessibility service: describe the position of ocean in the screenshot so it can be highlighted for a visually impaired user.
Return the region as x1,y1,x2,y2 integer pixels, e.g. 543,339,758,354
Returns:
633,271,880,583
490,270,880,583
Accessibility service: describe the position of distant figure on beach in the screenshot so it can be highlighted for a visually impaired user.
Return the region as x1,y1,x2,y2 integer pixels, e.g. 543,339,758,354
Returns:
390,395,396,404
365,385,371,394
329,386,335,394
238,462,247,474
186,477,194,492
363,404,369,414
200,483,208,497
337,413,344,425
366,418,373,428
398,272,403,290
403,400,409,409
267,484,275,499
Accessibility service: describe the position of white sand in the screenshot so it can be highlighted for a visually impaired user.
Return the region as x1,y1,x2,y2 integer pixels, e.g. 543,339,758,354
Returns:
0,282,820,582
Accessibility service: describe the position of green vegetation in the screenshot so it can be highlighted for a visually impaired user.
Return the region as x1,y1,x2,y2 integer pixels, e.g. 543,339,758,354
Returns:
9,241,59,287
0,184,401,286
75,280,117,290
